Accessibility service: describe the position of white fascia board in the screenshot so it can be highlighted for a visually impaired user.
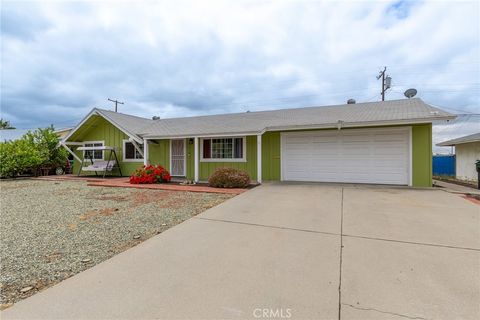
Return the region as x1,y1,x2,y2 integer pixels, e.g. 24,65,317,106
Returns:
63,108,144,145
263,117,456,133
62,108,100,143
96,110,144,144
437,139,480,147
143,131,261,139
141,116,455,139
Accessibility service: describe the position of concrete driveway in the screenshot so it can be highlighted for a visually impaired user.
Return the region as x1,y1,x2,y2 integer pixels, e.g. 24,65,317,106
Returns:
2,183,479,319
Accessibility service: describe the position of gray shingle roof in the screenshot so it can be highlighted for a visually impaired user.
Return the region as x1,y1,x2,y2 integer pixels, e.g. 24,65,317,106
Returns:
95,108,155,140
437,132,480,146
90,98,454,139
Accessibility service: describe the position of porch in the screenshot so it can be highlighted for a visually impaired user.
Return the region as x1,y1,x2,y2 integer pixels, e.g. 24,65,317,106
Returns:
34,174,248,195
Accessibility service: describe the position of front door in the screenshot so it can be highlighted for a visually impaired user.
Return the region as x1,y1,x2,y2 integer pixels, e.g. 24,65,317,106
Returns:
171,139,185,176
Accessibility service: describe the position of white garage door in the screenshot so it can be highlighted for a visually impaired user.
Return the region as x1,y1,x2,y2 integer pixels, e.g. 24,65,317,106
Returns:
281,127,410,185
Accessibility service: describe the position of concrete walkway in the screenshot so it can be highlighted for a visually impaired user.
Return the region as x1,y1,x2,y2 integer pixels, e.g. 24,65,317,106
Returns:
2,183,479,319
433,179,480,195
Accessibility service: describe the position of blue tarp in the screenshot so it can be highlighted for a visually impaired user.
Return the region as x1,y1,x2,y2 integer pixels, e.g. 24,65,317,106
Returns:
433,155,456,176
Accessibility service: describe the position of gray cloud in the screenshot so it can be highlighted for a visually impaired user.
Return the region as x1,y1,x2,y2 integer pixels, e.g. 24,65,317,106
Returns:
1,0,479,144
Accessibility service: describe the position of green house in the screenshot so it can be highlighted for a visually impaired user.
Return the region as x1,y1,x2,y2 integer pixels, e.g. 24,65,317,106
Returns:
61,98,454,187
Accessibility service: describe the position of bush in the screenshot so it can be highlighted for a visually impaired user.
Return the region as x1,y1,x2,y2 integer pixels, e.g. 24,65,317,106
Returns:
208,167,250,188
0,127,67,178
130,165,171,184
0,139,43,177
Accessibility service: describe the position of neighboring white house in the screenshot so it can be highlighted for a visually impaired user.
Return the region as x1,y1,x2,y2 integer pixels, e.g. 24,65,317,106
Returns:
437,132,480,181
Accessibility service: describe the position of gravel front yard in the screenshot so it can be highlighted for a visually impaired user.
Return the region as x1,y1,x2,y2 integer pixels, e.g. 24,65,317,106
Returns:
0,179,233,308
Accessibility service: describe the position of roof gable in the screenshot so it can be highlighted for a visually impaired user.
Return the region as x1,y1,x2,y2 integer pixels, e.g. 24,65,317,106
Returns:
437,132,480,146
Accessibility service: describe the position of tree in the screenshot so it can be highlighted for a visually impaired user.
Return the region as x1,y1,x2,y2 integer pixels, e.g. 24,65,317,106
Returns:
24,127,68,168
0,119,15,129
0,127,68,177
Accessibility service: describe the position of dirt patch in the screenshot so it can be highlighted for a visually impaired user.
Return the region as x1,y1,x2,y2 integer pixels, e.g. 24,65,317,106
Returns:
79,208,119,220
94,195,129,201
44,252,62,263
54,187,83,195
131,190,173,208
0,184,29,191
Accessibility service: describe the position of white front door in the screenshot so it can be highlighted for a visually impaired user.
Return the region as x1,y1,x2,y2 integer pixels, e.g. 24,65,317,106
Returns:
281,127,410,185
171,139,186,176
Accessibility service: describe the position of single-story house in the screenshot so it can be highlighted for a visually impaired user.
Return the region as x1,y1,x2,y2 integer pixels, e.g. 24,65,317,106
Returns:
437,132,480,181
54,127,73,139
60,98,454,187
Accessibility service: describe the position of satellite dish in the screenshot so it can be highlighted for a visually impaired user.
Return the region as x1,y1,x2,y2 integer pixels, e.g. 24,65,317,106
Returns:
404,88,417,98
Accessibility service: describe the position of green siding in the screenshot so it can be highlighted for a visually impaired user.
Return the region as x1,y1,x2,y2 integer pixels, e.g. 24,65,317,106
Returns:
68,116,432,186
262,132,281,181
259,124,433,187
148,140,170,170
186,141,194,180
412,123,432,187
198,136,257,181
70,116,143,176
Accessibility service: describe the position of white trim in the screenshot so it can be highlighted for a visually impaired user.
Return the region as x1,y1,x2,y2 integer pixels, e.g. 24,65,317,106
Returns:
280,133,285,181
97,110,143,144
200,136,247,162
64,141,84,146
62,108,144,145
409,126,413,187
142,117,454,140
143,138,149,166
128,138,145,158
280,127,411,185
169,139,186,176
194,137,199,182
60,141,82,162
83,140,104,160
144,132,259,140
62,109,100,143
257,134,262,183
122,139,144,163
262,117,456,134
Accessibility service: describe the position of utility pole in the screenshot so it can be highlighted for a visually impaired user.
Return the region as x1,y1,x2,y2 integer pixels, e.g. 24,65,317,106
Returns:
108,98,124,112
376,67,392,101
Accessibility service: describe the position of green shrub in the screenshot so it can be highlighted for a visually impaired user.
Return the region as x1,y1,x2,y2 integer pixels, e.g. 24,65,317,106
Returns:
0,127,68,178
208,167,250,188
0,139,42,177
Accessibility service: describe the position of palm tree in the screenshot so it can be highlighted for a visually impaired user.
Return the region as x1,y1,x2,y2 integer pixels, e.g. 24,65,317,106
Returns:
0,119,15,129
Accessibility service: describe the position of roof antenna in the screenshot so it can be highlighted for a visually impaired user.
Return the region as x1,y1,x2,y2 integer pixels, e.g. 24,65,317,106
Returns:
108,98,124,112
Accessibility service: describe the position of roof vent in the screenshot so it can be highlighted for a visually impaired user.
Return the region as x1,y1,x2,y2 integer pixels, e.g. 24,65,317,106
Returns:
152,116,161,120
347,99,356,104
404,88,417,98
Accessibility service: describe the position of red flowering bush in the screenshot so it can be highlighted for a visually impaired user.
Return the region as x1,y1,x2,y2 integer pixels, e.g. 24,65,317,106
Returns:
129,165,172,184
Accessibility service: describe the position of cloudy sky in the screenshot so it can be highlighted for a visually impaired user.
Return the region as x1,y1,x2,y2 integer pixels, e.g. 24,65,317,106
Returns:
1,0,479,152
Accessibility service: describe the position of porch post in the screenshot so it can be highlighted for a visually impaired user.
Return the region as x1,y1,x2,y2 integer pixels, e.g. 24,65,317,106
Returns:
60,142,82,163
257,134,262,183
143,138,149,166
194,137,199,182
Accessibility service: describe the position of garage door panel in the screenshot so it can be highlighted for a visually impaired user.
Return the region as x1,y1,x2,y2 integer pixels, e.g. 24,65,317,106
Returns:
281,128,410,185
